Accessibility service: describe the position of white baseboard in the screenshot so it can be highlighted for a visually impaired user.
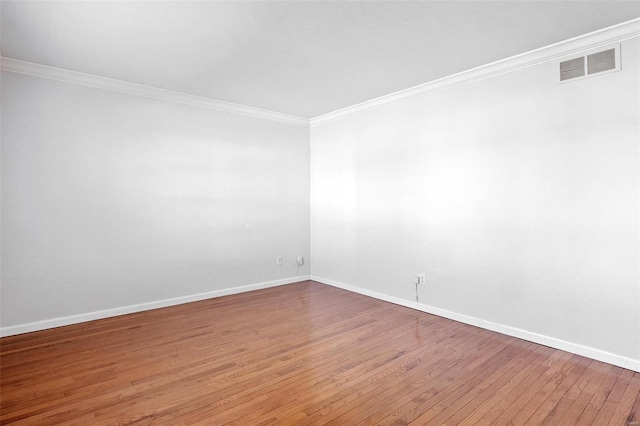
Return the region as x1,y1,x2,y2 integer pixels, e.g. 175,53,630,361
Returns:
311,275,640,373
0,275,310,337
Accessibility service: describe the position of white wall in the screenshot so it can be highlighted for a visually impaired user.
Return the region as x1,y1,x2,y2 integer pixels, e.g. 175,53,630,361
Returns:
1,72,310,329
311,38,640,364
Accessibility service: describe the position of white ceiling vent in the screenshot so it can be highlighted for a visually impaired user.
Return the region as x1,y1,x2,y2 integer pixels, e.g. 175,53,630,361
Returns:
560,57,585,81
559,44,620,83
587,48,616,74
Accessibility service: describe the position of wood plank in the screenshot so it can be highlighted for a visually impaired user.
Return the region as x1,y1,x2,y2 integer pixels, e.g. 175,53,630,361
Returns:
457,345,556,425
522,354,592,425
555,361,615,425
588,368,635,425
1,280,637,425
575,365,625,424
607,374,640,426
220,320,470,425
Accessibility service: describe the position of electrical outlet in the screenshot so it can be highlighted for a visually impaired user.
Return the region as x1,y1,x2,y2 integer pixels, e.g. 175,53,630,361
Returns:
415,274,426,285
276,256,282,266
297,256,304,266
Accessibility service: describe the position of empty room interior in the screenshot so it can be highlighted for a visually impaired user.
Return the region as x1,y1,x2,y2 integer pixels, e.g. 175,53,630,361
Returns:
1,1,640,424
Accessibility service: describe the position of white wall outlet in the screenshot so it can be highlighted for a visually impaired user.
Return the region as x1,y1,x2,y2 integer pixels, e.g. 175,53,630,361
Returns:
276,256,282,266
297,256,304,266
415,274,426,285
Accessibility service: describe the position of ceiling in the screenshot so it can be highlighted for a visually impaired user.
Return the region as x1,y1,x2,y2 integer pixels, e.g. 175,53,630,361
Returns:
2,1,639,118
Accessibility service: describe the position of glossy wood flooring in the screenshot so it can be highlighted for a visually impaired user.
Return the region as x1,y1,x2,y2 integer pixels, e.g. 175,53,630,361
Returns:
1,281,638,425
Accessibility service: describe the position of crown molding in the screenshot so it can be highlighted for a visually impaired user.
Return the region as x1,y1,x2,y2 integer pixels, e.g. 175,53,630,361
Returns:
0,58,310,127
3,18,638,128
311,18,640,127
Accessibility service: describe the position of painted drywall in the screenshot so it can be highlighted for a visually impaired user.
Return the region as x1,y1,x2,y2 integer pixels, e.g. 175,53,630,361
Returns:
1,72,310,329
311,38,640,363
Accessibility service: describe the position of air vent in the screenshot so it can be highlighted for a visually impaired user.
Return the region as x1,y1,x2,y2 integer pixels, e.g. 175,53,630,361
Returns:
559,44,620,83
560,57,585,81
587,48,616,74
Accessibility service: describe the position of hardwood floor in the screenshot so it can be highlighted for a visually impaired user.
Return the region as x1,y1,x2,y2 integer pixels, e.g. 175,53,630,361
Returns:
1,280,638,425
